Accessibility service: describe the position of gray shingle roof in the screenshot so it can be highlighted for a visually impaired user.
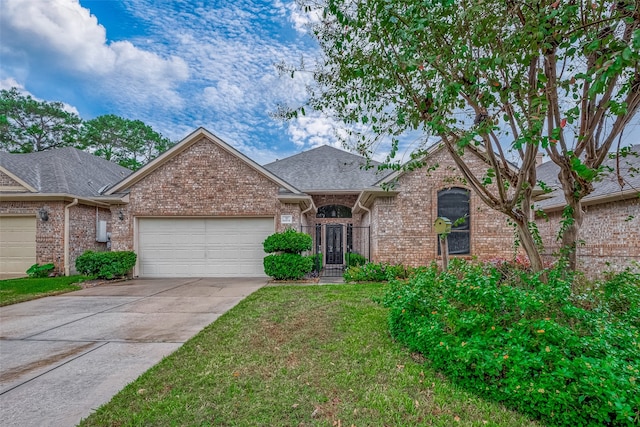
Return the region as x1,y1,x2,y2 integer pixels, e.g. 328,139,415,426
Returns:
263,145,390,192
535,145,640,209
0,147,132,197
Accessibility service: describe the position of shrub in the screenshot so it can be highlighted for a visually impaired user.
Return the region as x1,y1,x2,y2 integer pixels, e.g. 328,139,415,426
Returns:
75,251,137,279
26,263,55,278
263,229,312,253
382,259,639,427
345,252,367,267
343,262,421,282
307,253,323,272
264,253,313,280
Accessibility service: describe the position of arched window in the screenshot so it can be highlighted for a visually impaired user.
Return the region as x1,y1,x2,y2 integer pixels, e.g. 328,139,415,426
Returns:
437,187,470,255
316,204,352,218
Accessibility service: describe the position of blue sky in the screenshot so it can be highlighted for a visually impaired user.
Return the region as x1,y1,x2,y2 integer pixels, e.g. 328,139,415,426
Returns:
0,0,343,164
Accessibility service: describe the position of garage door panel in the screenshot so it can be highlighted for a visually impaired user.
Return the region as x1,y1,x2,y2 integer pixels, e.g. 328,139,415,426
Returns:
0,216,37,276
138,218,273,277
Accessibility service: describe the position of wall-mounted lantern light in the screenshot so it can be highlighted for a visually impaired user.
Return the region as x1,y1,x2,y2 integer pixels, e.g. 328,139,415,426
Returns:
38,208,49,221
118,210,125,221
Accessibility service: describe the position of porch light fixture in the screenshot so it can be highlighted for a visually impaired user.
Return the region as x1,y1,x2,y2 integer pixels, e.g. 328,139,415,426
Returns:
118,210,124,221
38,208,49,221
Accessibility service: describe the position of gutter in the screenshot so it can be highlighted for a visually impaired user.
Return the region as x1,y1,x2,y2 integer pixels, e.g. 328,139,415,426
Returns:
64,198,79,276
357,200,372,226
538,188,639,212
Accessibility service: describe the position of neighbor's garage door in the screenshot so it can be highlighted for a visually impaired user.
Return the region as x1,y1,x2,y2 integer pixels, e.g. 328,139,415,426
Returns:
138,217,274,277
0,216,37,277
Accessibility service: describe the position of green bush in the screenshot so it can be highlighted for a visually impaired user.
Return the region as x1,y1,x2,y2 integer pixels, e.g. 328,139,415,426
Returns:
382,259,639,427
75,251,137,279
263,229,312,253
264,253,313,280
344,262,422,282
307,253,323,272
26,263,55,278
345,252,367,267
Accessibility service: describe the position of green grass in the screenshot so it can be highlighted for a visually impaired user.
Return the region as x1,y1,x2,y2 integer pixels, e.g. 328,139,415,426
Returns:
0,276,88,306
79,284,541,426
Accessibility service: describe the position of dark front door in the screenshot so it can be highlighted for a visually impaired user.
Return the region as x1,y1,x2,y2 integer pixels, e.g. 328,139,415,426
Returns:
326,224,343,264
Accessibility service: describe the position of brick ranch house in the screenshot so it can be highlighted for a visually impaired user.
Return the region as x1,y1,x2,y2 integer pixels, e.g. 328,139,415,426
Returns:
1,127,638,278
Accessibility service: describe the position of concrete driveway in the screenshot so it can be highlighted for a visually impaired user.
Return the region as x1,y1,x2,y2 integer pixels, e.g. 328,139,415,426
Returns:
0,277,265,427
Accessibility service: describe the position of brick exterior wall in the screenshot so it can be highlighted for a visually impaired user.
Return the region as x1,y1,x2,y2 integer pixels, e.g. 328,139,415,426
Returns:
537,197,640,276
68,204,110,274
0,200,108,275
0,171,26,189
369,148,517,266
110,137,295,252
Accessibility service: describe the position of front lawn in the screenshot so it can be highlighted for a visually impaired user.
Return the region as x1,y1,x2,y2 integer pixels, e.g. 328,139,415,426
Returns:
79,284,540,426
0,276,89,306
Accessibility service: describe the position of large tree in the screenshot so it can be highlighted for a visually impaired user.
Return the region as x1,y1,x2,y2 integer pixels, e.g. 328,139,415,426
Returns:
291,0,640,272
78,114,174,171
0,87,82,152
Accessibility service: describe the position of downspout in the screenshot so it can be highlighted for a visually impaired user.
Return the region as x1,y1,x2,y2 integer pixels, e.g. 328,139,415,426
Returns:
301,200,316,217
357,200,372,261
357,200,371,226
64,198,79,276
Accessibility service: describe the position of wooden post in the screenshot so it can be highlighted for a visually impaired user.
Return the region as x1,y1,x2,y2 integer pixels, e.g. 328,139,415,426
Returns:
440,234,449,271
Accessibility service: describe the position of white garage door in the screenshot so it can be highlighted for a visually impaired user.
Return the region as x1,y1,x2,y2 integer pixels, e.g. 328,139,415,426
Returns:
138,217,274,277
0,216,37,277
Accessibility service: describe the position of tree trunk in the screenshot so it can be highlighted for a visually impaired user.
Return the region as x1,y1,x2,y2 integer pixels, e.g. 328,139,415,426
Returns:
560,198,584,271
557,167,586,272
514,219,545,272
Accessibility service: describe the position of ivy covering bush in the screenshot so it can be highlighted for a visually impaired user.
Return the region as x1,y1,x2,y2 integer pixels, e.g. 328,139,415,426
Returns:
26,263,55,278
382,259,639,426
263,229,313,280
75,250,137,279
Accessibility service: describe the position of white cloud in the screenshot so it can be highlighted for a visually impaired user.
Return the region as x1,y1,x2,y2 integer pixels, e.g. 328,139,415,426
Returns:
0,0,189,110
275,0,323,34
287,113,345,148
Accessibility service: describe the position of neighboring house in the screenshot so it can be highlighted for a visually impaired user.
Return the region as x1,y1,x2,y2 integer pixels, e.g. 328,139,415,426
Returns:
0,148,131,278
2,127,634,279
534,146,640,274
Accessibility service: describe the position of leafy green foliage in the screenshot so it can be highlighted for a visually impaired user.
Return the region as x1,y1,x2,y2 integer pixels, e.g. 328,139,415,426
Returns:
345,251,367,267
26,263,55,278
263,229,312,254
0,87,81,152
77,114,174,171
75,251,137,279
307,252,323,272
0,87,173,171
383,259,640,426
344,262,422,282
263,253,313,280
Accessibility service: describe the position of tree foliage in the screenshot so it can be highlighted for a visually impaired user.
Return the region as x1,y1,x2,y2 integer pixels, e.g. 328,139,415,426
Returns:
291,0,640,272
0,87,82,152
78,114,174,171
0,87,174,171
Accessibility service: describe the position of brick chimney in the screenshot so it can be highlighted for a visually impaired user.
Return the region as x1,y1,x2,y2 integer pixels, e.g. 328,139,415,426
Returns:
536,152,544,167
